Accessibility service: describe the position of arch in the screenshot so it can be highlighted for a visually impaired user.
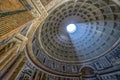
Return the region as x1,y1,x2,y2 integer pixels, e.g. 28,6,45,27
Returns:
80,65,95,76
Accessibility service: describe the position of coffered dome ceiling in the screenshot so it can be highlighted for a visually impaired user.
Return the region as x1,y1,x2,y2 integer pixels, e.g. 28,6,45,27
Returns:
27,0,120,77
37,0,120,62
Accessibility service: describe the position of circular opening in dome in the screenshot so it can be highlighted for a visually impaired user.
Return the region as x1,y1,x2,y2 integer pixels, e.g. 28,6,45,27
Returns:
66,24,76,33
